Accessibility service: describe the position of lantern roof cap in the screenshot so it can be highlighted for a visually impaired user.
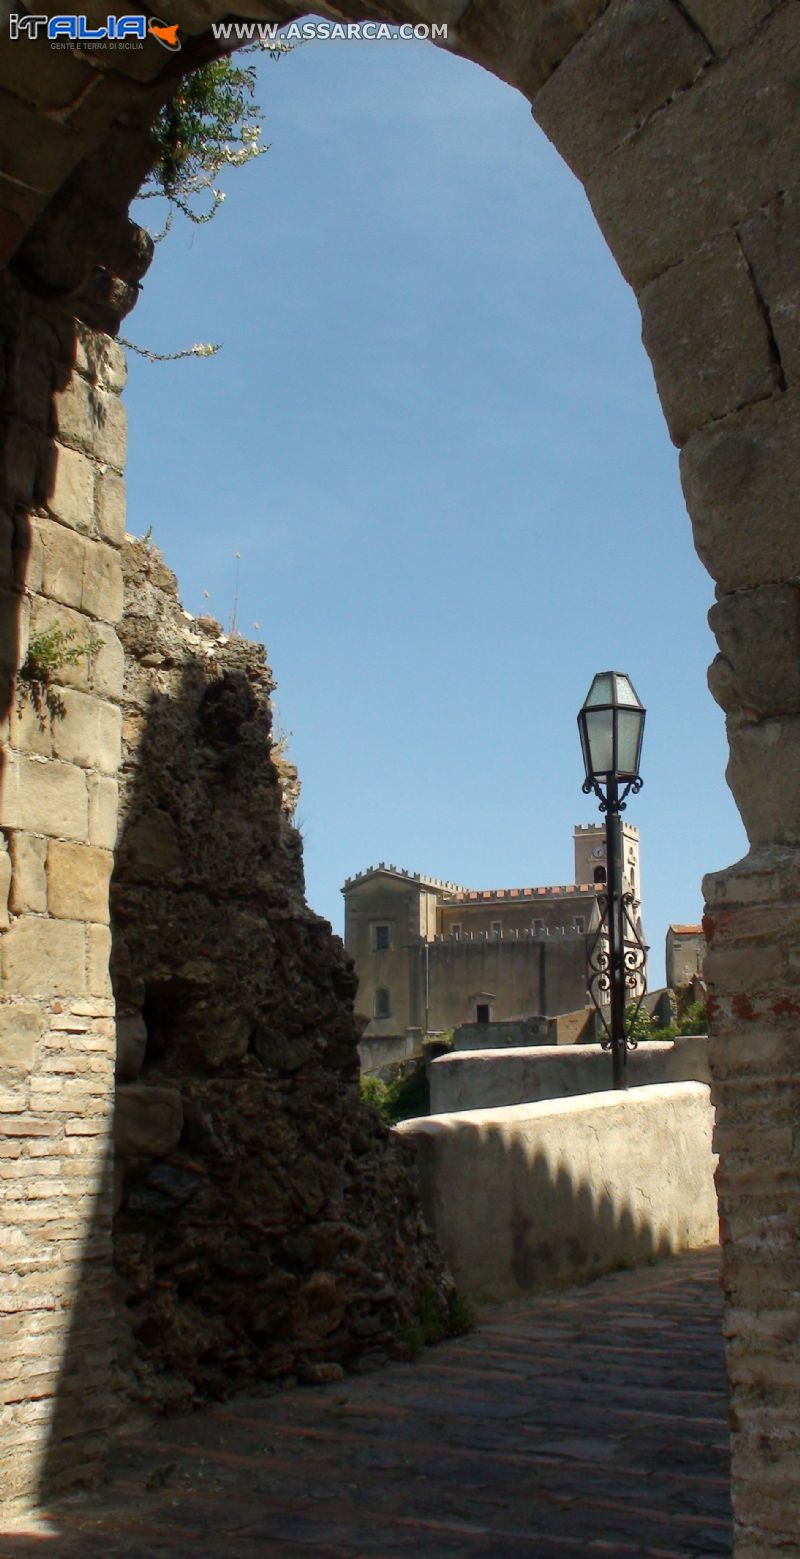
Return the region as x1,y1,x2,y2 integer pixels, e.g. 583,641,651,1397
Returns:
582,671,643,710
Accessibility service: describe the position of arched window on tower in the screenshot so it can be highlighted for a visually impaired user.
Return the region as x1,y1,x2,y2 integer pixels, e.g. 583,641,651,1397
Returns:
593,866,607,885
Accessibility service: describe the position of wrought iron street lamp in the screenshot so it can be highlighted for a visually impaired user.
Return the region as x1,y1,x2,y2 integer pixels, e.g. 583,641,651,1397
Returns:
578,672,648,1089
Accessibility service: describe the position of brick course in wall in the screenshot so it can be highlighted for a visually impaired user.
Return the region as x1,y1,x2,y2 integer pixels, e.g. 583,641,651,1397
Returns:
0,273,124,1507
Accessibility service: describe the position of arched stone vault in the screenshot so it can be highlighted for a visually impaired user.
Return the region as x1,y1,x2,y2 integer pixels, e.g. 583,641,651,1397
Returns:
1,2,799,1550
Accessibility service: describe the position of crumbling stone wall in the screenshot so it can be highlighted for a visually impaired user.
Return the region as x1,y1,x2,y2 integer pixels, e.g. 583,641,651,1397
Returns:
3,0,800,1549
111,538,451,1413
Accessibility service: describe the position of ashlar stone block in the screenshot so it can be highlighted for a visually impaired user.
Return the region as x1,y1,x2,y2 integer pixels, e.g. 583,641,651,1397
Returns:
1,416,40,506
8,833,47,915
47,841,112,924
533,0,709,182
0,85,92,195
51,689,121,775
28,598,124,700
0,590,28,681
8,690,52,759
22,518,45,598
37,516,86,611
726,715,800,846
47,443,94,535
87,775,118,850
87,924,111,998
640,231,780,446
75,327,127,395
681,384,800,590
80,538,123,624
681,0,780,53
0,753,87,842
584,5,800,287
1,918,86,998
0,845,9,930
739,191,800,389
451,0,607,98
95,468,125,546
708,585,800,718
0,29,95,112
53,375,126,473
0,999,45,1077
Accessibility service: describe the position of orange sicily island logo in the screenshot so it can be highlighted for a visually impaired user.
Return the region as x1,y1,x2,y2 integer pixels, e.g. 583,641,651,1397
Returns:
148,18,181,48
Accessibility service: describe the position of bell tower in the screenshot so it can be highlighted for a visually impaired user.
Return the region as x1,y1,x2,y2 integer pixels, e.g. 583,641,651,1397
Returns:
574,823,642,908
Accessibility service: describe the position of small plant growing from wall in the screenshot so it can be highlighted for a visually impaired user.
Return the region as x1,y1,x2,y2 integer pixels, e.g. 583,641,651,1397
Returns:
17,625,103,730
147,54,268,228
124,49,288,364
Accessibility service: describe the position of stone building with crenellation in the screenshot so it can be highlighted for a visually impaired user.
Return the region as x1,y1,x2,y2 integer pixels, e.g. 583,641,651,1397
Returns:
343,823,644,1042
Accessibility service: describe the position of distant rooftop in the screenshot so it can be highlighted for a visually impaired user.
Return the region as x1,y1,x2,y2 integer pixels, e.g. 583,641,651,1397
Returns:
343,864,598,900
450,884,596,903
575,821,638,834
669,923,704,936
342,864,465,892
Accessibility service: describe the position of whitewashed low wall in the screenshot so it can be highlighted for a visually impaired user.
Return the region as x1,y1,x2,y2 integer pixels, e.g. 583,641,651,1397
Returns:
358,1031,419,1076
429,1036,709,1114
395,1082,718,1301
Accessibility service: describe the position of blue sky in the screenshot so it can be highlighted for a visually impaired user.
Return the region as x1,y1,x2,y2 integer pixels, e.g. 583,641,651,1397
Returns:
124,31,746,987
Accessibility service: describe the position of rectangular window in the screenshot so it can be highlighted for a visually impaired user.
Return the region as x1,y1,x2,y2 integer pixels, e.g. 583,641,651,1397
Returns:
374,923,390,951
574,916,585,934
533,919,544,935
451,924,461,941
375,988,391,1018
491,921,502,938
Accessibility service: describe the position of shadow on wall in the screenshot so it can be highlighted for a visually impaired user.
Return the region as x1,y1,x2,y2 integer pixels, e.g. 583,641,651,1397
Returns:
398,1086,719,1302
35,1140,117,1508
505,1138,672,1293
105,543,452,1420
0,275,450,1521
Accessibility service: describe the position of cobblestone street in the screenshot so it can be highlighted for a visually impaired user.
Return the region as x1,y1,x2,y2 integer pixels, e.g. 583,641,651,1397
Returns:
3,1249,731,1558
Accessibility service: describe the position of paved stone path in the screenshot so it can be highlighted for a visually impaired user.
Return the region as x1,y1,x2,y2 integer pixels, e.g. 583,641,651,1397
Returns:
4,1249,731,1557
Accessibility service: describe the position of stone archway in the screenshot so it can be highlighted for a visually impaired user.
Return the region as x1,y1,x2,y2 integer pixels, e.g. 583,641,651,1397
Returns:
1,3,798,1550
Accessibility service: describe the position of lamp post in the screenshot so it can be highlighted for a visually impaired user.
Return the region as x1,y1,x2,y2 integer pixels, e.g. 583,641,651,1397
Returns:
578,672,646,1090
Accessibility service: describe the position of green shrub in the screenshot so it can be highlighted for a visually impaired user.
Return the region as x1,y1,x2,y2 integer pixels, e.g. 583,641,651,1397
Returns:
148,57,266,215
678,999,708,1036
625,1002,654,1044
360,1058,430,1127
359,1074,392,1126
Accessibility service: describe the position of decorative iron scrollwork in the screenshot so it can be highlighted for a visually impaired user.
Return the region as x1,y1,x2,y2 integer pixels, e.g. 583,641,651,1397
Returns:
587,892,612,1043
586,890,649,1049
582,775,643,814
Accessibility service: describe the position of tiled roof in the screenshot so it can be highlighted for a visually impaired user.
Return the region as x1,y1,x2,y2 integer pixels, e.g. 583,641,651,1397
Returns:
669,924,704,935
